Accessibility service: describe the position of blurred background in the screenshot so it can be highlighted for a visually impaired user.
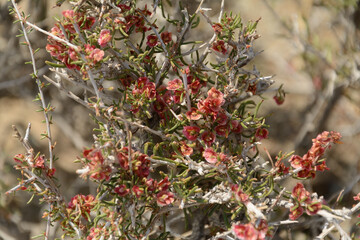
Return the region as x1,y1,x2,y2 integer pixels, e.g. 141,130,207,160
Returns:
0,0,359,239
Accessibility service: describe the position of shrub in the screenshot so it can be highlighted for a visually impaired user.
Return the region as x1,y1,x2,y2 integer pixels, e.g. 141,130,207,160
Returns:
6,0,360,239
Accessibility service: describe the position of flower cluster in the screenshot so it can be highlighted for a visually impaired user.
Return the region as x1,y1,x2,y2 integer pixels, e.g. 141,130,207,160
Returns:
233,220,269,240
46,10,96,70
98,29,112,48
289,183,322,220
232,184,250,203
289,131,342,178
81,149,111,181
115,4,151,33
128,77,156,114
203,147,228,164
10,0,357,239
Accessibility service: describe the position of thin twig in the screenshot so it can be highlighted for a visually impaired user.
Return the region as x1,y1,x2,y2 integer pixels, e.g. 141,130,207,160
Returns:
196,0,225,66
22,19,79,51
112,115,171,141
11,0,54,170
72,22,103,105
181,70,191,112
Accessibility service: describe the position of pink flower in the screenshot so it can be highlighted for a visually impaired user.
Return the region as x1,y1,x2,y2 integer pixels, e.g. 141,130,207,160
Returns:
84,44,104,64
207,87,224,100
203,148,218,164
34,155,45,169
98,29,112,47
292,183,310,203
186,108,202,121
179,141,193,156
146,34,158,47
257,219,269,239
233,223,258,240
166,78,183,91
62,10,76,20
91,48,105,62
354,193,360,201
68,47,78,61
231,185,249,203
189,79,202,94
183,126,200,141
156,191,175,207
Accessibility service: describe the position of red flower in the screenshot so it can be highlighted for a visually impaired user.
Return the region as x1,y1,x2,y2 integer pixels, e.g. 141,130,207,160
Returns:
132,186,144,198
212,40,227,54
160,31,172,44
306,201,322,215
166,78,183,91
273,95,285,105
315,161,329,171
212,23,223,34
146,34,158,47
289,205,304,220
215,111,228,125
146,178,157,192
255,128,268,140
83,149,111,181
117,148,129,170
133,153,150,178
47,168,56,177
13,154,25,164
292,183,310,203
98,29,112,47
183,126,200,141
215,125,229,137
201,131,216,146
158,177,170,191
156,191,175,207
114,184,130,197
67,194,96,215
203,148,218,164
230,120,243,133
289,155,303,169
189,79,202,94
275,158,289,175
